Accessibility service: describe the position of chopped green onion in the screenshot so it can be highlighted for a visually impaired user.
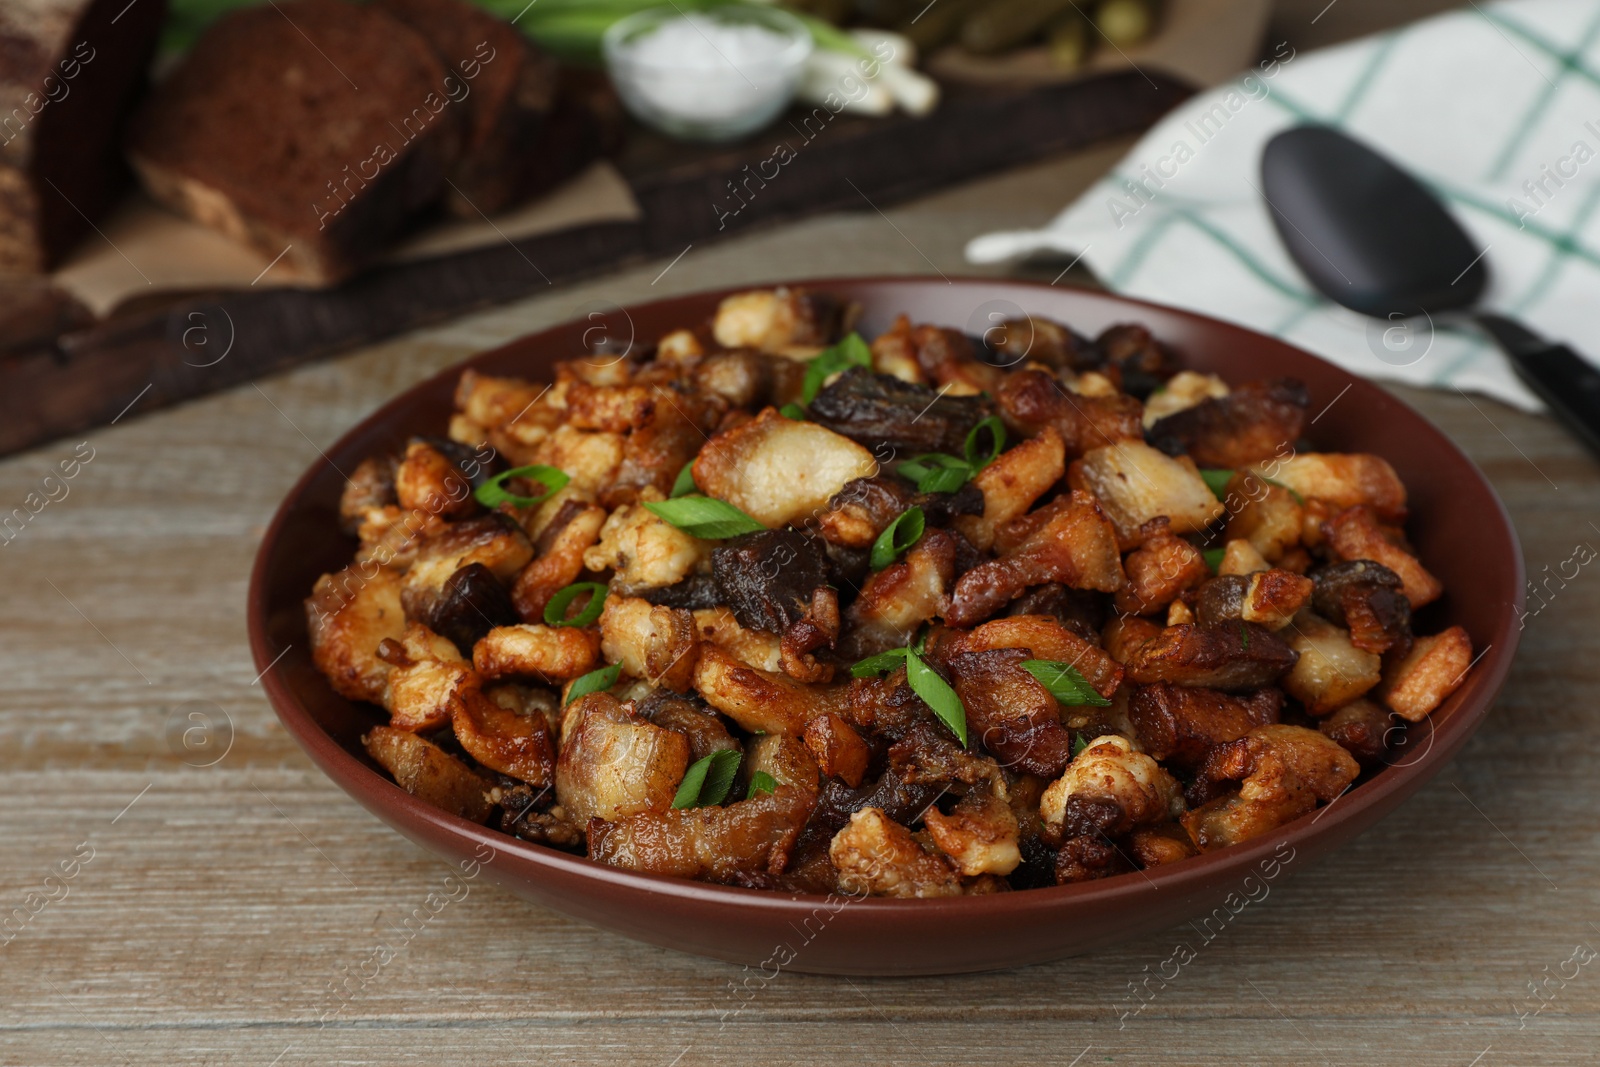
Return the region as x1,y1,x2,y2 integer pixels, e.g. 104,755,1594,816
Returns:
643,496,765,540
906,649,967,747
543,582,607,628
1071,734,1089,758
746,770,778,800
1021,659,1111,707
564,663,620,706
778,402,808,421
1200,469,1235,501
870,506,924,570
1203,547,1226,572
897,452,974,494
670,460,698,498
475,465,569,509
963,416,1006,470
672,749,742,809
1240,622,1251,649
851,647,911,678
800,333,872,405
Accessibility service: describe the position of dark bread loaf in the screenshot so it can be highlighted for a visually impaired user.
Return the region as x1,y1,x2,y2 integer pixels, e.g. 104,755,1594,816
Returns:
127,0,461,283
374,0,561,216
0,0,167,274
523,68,626,201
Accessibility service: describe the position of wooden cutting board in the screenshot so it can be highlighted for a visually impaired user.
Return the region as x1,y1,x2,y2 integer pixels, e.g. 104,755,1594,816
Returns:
0,71,1189,458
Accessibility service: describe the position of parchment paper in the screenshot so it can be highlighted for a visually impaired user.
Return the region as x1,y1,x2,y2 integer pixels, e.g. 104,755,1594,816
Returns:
52,160,642,316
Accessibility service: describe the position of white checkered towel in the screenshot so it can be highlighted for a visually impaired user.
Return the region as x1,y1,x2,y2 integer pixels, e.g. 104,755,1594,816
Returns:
966,0,1600,412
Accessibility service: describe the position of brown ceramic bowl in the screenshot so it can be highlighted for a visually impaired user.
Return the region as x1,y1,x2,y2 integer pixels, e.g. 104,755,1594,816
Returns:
248,277,1523,975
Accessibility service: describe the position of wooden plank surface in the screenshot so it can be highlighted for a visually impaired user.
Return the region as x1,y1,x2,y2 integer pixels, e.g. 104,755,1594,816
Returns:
4,39,1599,1066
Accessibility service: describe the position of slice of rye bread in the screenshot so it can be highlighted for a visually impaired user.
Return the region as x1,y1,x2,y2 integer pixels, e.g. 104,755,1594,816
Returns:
126,0,463,283
0,0,167,274
374,0,560,216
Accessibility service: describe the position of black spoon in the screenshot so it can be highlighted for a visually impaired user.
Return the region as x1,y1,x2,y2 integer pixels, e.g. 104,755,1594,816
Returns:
1260,124,1600,458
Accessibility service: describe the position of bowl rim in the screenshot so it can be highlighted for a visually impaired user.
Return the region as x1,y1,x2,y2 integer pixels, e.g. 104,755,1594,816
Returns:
248,274,1524,919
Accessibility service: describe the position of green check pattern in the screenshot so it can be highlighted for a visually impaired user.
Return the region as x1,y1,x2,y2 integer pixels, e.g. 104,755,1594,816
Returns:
964,0,1600,412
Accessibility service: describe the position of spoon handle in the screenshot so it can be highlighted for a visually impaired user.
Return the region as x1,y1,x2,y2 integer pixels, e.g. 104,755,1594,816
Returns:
1476,315,1600,460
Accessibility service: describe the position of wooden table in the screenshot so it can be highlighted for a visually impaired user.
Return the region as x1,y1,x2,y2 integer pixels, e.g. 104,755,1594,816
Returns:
4,4,1598,1062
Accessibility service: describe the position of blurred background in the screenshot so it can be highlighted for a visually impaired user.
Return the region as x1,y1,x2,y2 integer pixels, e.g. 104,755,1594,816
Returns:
3,2,1598,1064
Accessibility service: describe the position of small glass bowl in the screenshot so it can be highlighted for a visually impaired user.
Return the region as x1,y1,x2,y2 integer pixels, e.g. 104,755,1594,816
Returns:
602,5,813,142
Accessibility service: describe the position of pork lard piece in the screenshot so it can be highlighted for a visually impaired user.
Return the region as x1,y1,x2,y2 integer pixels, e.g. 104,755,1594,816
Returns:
947,490,1125,627
693,408,879,528
1183,724,1358,851
1125,622,1298,692
1128,684,1281,769
1146,378,1308,469
587,785,814,883
555,694,691,822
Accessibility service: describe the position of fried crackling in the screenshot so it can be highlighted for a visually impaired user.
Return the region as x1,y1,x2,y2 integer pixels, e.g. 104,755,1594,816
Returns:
1218,538,1272,576
803,713,872,787
711,287,847,354
692,606,783,671
587,785,815,883
1038,734,1184,839
512,498,608,623
581,491,705,595
1250,453,1407,523
1141,370,1229,427
924,785,1022,877
363,726,493,823
1102,614,1165,666
691,644,847,735
1309,559,1411,655
1128,683,1281,769
693,408,879,528
394,439,475,519
1069,441,1225,546
829,808,964,898
1280,610,1383,715
948,648,1076,777
1146,378,1308,469
403,514,534,621
307,565,407,703
1128,823,1200,868
954,426,1066,552
1195,569,1315,631
473,623,602,684
947,490,1125,627
1222,473,1304,563
1380,626,1472,721
598,597,699,691
377,623,474,732
555,693,691,823
1115,518,1211,616
1125,622,1298,691
996,366,1144,458
1183,724,1359,851
779,587,840,684
339,455,398,534
743,732,821,796
1324,506,1442,609
943,614,1123,699
1317,697,1395,766
846,527,961,653
450,686,557,786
